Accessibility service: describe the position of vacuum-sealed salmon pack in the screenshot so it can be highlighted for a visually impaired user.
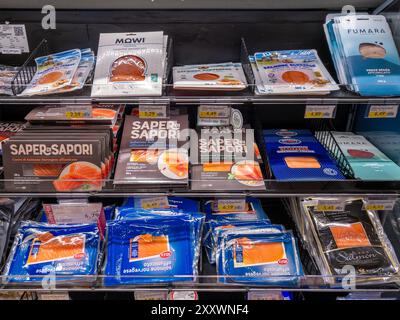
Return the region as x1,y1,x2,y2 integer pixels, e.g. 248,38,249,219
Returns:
0,65,20,96
3,222,100,284
300,197,400,284
103,211,204,285
173,62,247,91
263,129,345,181
253,50,339,95
216,231,303,286
19,49,82,96
91,31,167,97
204,221,283,264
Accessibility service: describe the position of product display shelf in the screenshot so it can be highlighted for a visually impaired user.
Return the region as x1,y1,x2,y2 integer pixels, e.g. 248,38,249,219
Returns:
2,3,400,298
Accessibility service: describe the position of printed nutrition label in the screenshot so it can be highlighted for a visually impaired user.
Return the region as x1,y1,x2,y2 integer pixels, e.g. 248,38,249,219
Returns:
0,24,29,54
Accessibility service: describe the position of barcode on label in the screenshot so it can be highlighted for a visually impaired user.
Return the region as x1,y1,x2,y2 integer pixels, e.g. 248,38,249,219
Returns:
14,26,24,36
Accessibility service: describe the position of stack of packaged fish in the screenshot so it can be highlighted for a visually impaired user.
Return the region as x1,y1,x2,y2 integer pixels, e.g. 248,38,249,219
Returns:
19,48,95,96
204,197,304,286
103,196,204,285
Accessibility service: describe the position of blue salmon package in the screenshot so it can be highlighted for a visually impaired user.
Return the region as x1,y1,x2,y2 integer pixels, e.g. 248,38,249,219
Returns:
217,231,303,286
104,211,204,285
263,129,345,181
3,222,100,283
205,222,285,264
119,197,199,213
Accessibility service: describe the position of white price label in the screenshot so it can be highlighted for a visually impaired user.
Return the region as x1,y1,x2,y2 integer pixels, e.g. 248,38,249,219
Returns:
367,105,398,119
37,292,70,300
0,24,29,53
139,105,168,119
305,105,337,119
140,196,170,209
134,291,168,300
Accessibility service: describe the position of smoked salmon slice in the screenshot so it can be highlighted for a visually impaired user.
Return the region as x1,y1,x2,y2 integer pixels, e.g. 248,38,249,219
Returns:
33,164,64,177
233,163,263,180
26,233,85,265
92,108,117,119
235,238,285,266
130,234,169,261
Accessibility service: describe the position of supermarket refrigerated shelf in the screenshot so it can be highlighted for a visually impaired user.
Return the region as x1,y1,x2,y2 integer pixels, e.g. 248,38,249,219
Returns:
3,91,400,105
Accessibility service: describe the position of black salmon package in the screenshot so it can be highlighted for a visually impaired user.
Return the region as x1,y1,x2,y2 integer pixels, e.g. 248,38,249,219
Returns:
3,138,103,192
302,198,400,282
114,114,189,188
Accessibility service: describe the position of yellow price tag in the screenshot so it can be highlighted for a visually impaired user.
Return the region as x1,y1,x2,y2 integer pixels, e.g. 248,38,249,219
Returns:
315,205,339,211
368,111,388,118
218,204,238,212
365,204,386,211
139,111,158,118
199,111,218,118
65,111,85,119
305,111,324,119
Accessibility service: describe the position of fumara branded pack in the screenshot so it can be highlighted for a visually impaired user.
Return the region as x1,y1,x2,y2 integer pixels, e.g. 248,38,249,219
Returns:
91,31,168,97
2,125,116,192
114,113,189,188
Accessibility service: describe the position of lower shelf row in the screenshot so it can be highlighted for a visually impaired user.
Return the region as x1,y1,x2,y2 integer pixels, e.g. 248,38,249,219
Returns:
0,196,400,291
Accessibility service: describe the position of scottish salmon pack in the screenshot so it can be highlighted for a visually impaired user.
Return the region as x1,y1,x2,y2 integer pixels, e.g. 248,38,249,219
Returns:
3,222,100,283
103,211,204,285
216,231,304,286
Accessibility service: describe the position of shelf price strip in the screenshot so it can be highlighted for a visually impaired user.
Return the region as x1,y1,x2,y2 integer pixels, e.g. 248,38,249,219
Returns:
304,105,337,119
367,105,399,119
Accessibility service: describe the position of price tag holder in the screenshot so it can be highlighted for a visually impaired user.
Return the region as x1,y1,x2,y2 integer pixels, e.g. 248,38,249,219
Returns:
138,105,168,119
215,198,247,212
198,105,232,126
0,24,29,54
65,105,92,119
366,105,398,119
314,199,345,212
37,292,70,300
304,105,337,119
140,196,170,209
364,198,397,211
134,291,168,300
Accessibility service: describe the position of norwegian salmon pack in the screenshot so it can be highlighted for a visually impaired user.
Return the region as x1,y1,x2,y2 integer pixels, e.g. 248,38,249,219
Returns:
19,49,82,96
203,197,271,264
216,231,303,286
3,222,100,283
103,211,204,285
253,50,339,95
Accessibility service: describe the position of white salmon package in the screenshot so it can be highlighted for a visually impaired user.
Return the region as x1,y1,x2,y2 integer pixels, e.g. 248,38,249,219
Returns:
3,222,100,284
173,62,247,91
20,49,81,96
254,50,339,94
91,31,166,97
